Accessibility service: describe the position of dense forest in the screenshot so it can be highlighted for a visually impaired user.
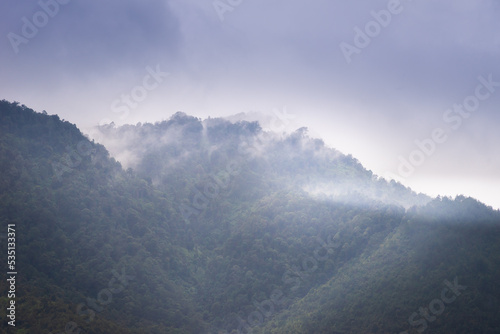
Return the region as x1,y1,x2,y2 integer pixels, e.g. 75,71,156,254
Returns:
1,99,499,333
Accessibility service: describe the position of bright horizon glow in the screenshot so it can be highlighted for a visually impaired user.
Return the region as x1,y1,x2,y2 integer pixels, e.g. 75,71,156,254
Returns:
80,107,499,211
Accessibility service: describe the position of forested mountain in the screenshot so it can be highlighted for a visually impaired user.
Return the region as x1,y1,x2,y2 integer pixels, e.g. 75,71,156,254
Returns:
1,100,499,333
93,112,430,209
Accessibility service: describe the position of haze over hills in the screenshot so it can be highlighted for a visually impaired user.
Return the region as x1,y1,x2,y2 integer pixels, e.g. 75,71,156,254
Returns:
1,100,500,333
91,111,431,210
3,1,499,213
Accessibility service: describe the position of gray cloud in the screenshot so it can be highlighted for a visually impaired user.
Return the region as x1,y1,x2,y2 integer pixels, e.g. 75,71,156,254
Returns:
0,0,498,208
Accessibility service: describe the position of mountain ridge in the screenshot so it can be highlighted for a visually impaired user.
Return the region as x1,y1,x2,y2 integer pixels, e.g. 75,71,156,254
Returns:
1,99,499,333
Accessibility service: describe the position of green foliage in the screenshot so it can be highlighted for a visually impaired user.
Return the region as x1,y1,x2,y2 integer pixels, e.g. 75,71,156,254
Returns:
1,100,499,333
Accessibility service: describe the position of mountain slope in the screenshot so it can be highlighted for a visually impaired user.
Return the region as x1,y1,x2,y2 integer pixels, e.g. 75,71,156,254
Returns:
1,100,499,333
257,197,500,333
0,100,207,333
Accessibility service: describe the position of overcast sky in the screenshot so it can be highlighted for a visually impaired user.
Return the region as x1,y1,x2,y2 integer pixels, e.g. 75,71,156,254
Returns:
1,0,499,208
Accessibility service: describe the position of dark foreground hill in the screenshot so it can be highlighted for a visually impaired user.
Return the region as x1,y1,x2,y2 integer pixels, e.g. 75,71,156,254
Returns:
1,100,499,333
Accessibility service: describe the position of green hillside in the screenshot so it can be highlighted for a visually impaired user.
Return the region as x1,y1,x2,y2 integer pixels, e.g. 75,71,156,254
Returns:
1,100,499,333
